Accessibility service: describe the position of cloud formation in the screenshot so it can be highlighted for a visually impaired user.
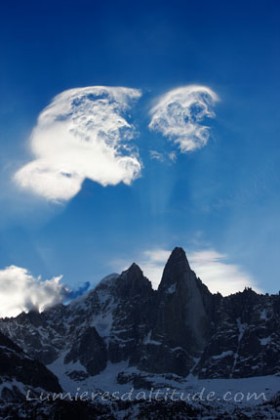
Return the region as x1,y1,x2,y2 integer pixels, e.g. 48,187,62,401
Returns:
0,266,64,318
13,85,219,202
188,250,261,295
116,247,261,296
149,150,177,163
14,86,142,202
65,281,90,300
149,85,218,152
0,266,92,318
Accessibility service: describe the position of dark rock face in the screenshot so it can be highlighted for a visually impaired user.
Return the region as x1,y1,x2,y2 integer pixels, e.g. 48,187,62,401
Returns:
65,327,107,375
0,331,62,398
155,247,212,351
135,247,213,376
195,288,280,378
110,265,155,364
0,246,279,390
115,263,153,299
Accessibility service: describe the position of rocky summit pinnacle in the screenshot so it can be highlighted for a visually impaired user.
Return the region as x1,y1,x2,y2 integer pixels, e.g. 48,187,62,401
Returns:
168,246,190,264
115,262,153,299
158,246,191,292
126,262,144,277
152,247,212,363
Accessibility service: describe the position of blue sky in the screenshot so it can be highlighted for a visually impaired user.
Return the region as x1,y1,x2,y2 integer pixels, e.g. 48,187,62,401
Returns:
0,0,280,314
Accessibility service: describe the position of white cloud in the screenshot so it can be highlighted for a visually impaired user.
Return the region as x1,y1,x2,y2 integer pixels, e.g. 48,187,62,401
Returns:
149,150,177,163
150,150,165,162
149,85,219,152
0,266,65,318
115,247,261,296
14,86,142,202
188,250,262,295
168,151,177,162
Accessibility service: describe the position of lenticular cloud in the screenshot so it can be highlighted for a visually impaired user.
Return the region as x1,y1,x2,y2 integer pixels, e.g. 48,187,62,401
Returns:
149,85,219,152
14,86,142,202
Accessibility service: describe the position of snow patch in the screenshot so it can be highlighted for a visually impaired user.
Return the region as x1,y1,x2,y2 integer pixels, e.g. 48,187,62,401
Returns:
166,284,177,294
143,330,162,346
97,273,119,289
260,309,268,321
259,336,271,346
212,350,234,360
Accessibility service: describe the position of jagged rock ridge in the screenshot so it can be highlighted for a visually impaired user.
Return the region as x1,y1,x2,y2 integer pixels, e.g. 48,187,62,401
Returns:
0,247,279,395
0,331,62,401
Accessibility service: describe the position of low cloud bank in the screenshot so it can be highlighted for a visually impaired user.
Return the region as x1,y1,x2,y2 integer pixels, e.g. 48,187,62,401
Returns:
0,265,90,318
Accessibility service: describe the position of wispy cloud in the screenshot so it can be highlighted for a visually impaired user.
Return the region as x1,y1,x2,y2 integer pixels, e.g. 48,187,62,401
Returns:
149,85,219,153
14,86,142,202
149,150,177,163
188,249,261,295
114,247,261,296
149,150,165,162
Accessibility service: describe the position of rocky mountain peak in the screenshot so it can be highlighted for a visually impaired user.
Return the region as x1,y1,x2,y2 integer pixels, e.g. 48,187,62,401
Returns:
115,262,153,299
151,247,212,359
169,246,190,265
158,246,191,292
127,262,144,276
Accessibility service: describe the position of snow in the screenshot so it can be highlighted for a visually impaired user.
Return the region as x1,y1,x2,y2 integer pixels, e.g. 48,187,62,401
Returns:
212,350,233,360
187,356,201,380
93,310,114,337
166,284,177,294
47,351,73,390
171,346,185,352
46,349,280,409
186,375,280,407
260,309,268,321
237,318,246,343
47,355,132,394
231,318,247,377
0,379,26,396
259,336,271,346
143,331,162,346
90,294,117,337
97,273,119,288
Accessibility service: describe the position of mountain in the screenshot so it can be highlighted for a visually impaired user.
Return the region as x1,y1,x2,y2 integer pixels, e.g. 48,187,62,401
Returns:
0,247,279,418
0,330,61,402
